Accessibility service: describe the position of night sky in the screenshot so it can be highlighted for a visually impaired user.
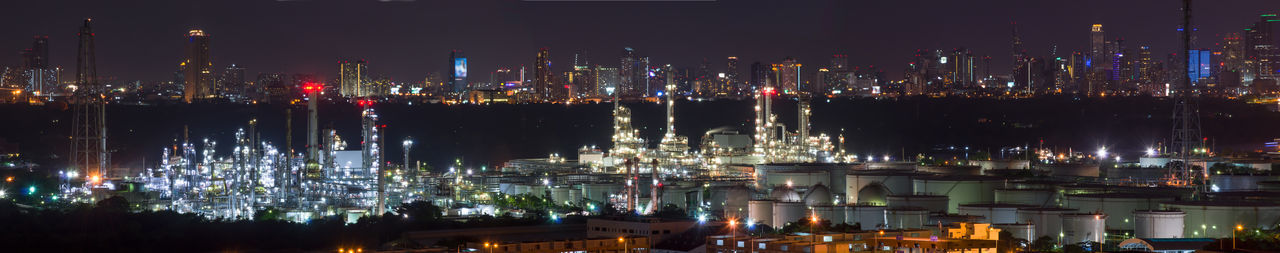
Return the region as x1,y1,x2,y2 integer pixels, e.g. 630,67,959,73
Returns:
1,0,1275,82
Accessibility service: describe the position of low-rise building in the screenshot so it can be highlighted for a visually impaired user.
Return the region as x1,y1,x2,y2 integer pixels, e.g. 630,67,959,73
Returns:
706,223,999,253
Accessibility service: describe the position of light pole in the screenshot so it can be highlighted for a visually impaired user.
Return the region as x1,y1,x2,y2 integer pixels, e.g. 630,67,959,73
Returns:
810,212,819,243
1234,225,1243,250
729,219,737,253
619,237,628,253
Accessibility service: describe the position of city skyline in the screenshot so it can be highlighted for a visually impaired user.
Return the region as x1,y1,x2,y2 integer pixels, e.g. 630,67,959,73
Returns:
0,0,1275,83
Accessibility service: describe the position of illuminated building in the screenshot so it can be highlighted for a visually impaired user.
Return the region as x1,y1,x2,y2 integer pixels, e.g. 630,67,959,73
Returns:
183,29,214,102
1090,24,1109,71
594,66,620,96
1244,14,1278,85
707,224,998,253
450,50,467,93
771,57,802,94
220,64,246,98
339,59,368,97
467,236,649,253
1187,49,1212,84
21,36,57,97
534,48,553,100
725,56,739,92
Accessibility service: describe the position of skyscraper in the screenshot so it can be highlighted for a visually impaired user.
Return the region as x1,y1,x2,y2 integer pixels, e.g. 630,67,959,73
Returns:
726,56,739,92
182,29,213,102
450,50,467,93
750,62,769,91
221,64,246,98
1244,14,1278,85
771,57,801,94
1090,24,1109,70
534,48,553,99
339,59,368,97
619,47,637,96
22,36,56,96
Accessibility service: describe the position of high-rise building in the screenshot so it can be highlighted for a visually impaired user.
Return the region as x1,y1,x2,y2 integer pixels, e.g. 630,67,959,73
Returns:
21,36,56,96
619,47,638,97
1244,14,1278,85
450,50,467,93
1188,49,1212,83
339,59,368,97
568,66,594,98
1090,24,1108,71
830,54,849,71
726,56,739,91
182,29,213,103
594,66,619,96
221,64,246,98
534,48,553,99
749,62,769,91
771,57,801,94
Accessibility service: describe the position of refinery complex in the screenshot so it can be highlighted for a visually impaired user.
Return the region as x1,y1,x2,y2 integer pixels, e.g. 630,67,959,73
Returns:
48,74,1280,251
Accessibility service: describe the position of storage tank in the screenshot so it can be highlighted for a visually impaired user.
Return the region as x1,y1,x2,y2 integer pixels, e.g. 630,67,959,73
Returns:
958,203,1034,224
845,170,917,205
714,186,752,218
515,184,534,196
748,200,775,228
1211,174,1280,191
1035,163,1101,177
1064,193,1173,230
1133,210,1185,238
856,183,890,206
887,194,949,213
550,187,572,204
913,176,1002,212
1017,207,1078,241
917,165,983,176
887,207,929,229
812,205,846,225
995,188,1060,207
804,184,835,207
844,205,887,229
1259,181,1280,192
582,183,622,203
928,213,983,227
1061,213,1106,243
1162,200,1280,238
865,161,916,170
772,201,807,228
970,160,1031,171
568,188,582,203
992,223,1036,241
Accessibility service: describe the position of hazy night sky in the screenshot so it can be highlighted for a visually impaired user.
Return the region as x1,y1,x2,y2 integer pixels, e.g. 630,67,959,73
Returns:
1,0,1275,82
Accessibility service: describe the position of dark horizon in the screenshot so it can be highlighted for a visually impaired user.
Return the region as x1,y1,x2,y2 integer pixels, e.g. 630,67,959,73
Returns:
1,0,1275,82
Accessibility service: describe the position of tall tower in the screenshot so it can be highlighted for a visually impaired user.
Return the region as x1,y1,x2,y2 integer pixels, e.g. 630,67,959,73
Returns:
772,57,801,94
1090,24,1108,70
726,56,739,93
450,50,467,93
339,59,367,97
72,19,108,179
1169,0,1204,188
183,29,213,103
534,48,553,100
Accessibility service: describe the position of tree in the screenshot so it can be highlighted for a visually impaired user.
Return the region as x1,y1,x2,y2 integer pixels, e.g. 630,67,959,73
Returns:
1029,236,1056,252
95,196,130,213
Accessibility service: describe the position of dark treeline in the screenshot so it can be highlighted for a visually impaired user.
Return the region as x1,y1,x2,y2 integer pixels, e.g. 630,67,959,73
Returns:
0,198,559,252
2,95,1279,174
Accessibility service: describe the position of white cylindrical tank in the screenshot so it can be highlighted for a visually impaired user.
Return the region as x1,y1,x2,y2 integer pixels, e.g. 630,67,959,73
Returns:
515,184,534,196
995,188,1059,207
1061,213,1106,243
970,160,1031,171
1064,193,1173,231
1162,201,1280,238
916,165,983,176
749,200,775,228
845,205,887,229
772,201,807,228
1017,207,1078,241
550,187,572,204
1211,175,1280,191
812,205,846,225
992,223,1036,241
1133,210,1185,238
582,183,622,203
1035,163,1101,177
887,194,949,213
845,171,916,205
913,176,1002,213
568,188,582,203
887,207,928,229
958,203,1033,224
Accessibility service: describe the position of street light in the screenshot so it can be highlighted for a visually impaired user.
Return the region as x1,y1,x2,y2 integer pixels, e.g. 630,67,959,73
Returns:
619,237,628,253
729,219,737,251
1234,225,1243,250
